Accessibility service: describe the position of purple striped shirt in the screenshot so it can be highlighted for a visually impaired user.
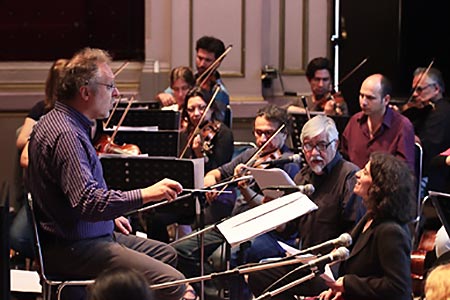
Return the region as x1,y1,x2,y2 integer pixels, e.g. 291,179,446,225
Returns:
27,101,142,240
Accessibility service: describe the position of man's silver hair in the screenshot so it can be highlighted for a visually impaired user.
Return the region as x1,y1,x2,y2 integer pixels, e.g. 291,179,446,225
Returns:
300,115,338,143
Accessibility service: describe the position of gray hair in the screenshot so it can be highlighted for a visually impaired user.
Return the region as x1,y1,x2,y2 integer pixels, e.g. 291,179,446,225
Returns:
300,115,339,143
414,67,445,94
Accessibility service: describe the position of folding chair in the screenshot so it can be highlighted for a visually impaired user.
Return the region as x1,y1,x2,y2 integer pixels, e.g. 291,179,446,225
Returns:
412,142,424,247
27,193,94,300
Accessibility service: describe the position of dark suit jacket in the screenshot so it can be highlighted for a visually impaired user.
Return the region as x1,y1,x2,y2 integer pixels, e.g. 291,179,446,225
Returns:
339,214,412,300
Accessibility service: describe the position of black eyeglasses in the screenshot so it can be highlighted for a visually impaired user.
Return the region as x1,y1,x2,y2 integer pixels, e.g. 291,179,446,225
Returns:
413,83,434,94
303,139,336,152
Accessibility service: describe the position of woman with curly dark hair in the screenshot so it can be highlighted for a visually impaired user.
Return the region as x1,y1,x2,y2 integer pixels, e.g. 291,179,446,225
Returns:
319,152,415,300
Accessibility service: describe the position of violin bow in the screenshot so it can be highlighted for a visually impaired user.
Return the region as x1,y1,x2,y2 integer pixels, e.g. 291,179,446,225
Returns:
244,124,286,167
337,57,369,89
113,61,130,76
103,61,130,129
103,97,122,129
178,86,221,158
109,95,135,144
196,45,233,88
216,123,287,194
406,59,435,104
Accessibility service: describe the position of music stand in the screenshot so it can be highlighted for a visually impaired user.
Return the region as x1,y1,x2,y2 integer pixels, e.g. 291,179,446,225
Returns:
105,129,180,157
100,155,203,222
106,109,180,130
429,191,450,237
115,101,160,110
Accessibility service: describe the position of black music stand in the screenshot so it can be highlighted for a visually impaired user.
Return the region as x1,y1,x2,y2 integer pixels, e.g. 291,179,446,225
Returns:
430,191,450,237
106,109,180,130
100,156,204,234
115,101,160,110
106,130,180,157
289,112,350,154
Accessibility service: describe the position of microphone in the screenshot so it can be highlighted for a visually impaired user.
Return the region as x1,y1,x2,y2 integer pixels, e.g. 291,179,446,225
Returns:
256,154,302,167
264,184,315,196
298,233,352,255
307,246,349,271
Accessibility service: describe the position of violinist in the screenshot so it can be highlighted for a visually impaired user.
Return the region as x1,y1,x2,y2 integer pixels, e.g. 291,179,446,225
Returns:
174,105,301,298
180,86,234,173
26,47,189,300
144,87,234,243
286,57,349,116
156,66,195,111
402,67,450,190
156,36,230,122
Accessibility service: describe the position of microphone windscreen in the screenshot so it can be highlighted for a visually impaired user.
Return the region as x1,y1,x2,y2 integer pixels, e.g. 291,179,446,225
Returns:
337,233,352,247
303,184,315,196
333,246,350,261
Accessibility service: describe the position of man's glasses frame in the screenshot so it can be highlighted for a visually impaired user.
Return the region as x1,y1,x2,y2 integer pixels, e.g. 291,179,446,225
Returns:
93,81,117,91
413,83,435,94
302,139,336,152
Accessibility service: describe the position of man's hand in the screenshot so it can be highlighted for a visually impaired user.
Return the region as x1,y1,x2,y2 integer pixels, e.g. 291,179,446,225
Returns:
156,93,176,106
141,178,183,204
114,216,132,235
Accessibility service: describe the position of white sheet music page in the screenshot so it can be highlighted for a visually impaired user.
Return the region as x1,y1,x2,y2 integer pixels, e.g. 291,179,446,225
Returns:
217,192,318,248
246,167,296,198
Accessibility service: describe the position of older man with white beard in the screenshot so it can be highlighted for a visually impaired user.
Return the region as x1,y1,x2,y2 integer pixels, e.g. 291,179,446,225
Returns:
248,114,364,299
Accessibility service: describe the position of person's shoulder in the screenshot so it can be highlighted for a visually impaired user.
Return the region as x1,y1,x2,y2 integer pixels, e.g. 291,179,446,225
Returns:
340,158,360,172
390,108,414,128
376,220,408,237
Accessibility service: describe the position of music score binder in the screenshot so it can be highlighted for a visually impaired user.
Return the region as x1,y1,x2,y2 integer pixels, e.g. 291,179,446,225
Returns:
217,191,318,248
100,155,204,216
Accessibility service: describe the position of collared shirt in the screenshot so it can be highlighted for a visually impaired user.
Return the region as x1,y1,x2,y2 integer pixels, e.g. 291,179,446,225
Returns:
341,107,415,170
27,101,142,241
295,152,362,249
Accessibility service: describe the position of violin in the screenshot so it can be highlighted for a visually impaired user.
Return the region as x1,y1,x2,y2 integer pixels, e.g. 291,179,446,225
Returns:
251,149,282,169
94,134,141,155
179,86,221,158
94,95,141,156
199,120,221,156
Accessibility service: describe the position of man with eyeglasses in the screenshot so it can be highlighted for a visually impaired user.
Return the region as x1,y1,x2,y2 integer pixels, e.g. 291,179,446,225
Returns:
156,36,230,122
26,47,189,300
173,104,300,299
341,74,415,171
286,57,349,116
248,114,363,299
402,67,450,187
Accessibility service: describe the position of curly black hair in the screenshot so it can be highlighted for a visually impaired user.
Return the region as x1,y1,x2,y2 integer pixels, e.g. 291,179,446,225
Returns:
366,152,415,224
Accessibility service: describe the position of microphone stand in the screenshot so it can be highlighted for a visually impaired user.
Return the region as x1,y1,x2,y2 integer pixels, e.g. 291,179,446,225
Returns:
149,253,312,290
254,271,317,300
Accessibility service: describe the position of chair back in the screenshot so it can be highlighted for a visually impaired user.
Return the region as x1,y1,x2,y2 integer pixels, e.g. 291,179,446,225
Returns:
224,105,233,129
27,193,94,300
414,142,424,222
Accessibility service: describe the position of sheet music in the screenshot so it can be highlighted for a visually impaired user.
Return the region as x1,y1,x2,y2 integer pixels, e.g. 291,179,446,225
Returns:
247,167,296,199
217,192,318,248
